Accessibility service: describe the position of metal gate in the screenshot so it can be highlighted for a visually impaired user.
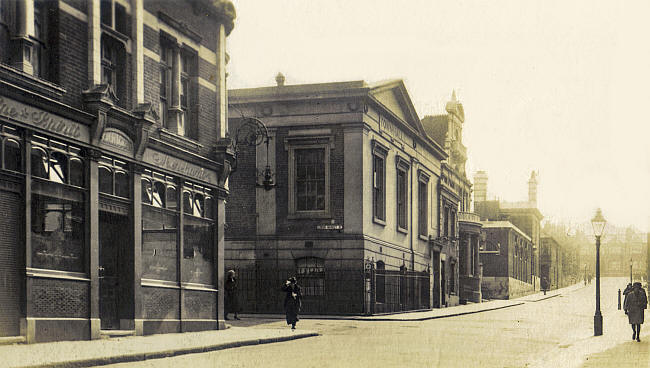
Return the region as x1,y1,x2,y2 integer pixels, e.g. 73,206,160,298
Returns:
0,189,22,336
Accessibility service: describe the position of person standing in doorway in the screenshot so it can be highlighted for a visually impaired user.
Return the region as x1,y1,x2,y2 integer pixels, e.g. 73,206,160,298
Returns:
282,276,302,330
624,282,648,342
224,270,240,320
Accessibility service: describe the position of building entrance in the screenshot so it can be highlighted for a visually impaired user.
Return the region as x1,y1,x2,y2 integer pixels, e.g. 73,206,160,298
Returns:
99,211,130,330
0,189,21,336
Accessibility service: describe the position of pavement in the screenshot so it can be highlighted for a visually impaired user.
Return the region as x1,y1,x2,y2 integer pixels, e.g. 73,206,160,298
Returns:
0,282,594,368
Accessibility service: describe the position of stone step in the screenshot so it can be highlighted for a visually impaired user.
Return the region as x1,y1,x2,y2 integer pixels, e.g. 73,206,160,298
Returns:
0,336,26,345
100,330,136,339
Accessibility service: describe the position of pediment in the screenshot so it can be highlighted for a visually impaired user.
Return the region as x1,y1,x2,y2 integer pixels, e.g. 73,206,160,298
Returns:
369,80,425,135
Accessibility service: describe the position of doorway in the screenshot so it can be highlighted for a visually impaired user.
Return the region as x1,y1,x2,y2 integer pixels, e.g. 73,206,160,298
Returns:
99,211,130,330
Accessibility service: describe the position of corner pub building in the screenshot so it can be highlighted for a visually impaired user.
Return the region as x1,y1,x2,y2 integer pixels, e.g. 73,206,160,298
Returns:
0,0,236,342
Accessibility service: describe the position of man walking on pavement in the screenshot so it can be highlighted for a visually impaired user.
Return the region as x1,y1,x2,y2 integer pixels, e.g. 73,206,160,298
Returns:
624,281,648,342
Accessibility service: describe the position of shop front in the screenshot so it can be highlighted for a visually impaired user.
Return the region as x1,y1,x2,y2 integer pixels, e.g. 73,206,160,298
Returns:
0,92,227,343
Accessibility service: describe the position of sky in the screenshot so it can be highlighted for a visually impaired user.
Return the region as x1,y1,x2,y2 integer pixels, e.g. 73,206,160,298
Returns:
226,0,650,232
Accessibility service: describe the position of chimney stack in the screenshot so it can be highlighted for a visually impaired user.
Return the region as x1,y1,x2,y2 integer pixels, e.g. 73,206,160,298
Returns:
275,72,285,86
473,171,488,203
528,171,538,207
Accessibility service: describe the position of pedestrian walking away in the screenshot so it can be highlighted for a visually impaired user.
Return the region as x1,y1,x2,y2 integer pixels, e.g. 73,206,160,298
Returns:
282,276,302,330
541,277,549,295
624,281,648,342
224,270,241,320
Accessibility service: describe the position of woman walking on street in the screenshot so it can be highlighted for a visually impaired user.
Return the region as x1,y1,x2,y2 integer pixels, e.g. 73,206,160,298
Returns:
224,270,240,320
282,277,302,330
624,282,647,342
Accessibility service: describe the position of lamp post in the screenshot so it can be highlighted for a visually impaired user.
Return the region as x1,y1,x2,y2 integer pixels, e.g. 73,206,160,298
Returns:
591,208,607,336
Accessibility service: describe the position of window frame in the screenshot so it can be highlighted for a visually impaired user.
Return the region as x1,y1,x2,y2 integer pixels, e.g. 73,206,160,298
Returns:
286,136,333,219
372,140,388,225
395,155,410,233
417,170,429,239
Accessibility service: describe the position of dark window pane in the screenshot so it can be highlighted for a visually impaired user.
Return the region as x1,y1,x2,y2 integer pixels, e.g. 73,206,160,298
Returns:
49,151,67,184
152,181,165,208
100,0,111,26
69,157,84,187
204,196,214,220
31,147,48,178
99,166,113,194
115,170,129,198
166,186,177,210
4,139,21,172
141,178,152,204
183,191,192,214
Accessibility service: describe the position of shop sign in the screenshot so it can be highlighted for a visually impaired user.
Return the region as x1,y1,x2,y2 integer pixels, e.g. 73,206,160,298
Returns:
100,128,133,155
0,96,89,142
142,149,218,185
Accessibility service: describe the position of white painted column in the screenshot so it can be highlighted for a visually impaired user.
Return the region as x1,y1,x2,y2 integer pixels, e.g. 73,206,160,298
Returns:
131,0,144,104
88,0,102,86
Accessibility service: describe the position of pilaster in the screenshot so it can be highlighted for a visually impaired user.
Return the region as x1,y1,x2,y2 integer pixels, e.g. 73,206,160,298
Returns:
88,149,101,339
88,0,102,86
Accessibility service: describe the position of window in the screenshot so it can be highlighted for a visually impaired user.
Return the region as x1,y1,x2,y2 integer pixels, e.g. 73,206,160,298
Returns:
159,41,172,128
1,124,21,172
396,156,409,231
31,136,84,187
159,34,198,139
33,0,52,81
101,0,128,35
296,148,325,211
418,172,429,237
372,141,388,223
98,156,130,198
296,257,324,296
101,35,126,107
375,261,385,303
182,182,214,285
287,138,332,218
30,137,86,273
142,170,178,281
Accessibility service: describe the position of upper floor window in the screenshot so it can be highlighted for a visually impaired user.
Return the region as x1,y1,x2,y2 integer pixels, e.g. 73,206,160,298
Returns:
31,135,84,187
418,173,429,237
159,34,198,139
101,35,126,107
33,0,53,81
372,141,388,223
101,0,128,35
396,156,410,232
287,137,332,219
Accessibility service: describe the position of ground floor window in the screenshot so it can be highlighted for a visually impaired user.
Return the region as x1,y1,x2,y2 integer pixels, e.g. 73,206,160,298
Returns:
296,257,324,296
142,205,178,281
31,188,85,272
182,215,214,285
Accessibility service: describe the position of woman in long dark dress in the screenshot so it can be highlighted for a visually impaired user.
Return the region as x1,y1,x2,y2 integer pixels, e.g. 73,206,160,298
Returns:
224,270,240,320
282,277,302,330
624,282,647,342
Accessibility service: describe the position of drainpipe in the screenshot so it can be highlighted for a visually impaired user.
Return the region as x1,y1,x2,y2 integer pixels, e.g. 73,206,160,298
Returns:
410,157,415,270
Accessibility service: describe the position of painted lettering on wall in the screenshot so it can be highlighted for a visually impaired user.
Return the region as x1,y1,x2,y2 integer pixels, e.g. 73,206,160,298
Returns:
0,96,89,141
143,149,218,185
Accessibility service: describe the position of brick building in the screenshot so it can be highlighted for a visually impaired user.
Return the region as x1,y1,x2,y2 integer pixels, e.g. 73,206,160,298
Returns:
226,78,461,315
0,0,235,342
480,221,534,299
539,236,561,289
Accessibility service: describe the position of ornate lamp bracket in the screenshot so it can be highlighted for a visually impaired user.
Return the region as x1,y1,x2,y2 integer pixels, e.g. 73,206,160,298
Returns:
231,117,276,191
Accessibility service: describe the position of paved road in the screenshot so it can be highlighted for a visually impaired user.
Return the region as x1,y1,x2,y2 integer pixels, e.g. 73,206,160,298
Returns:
100,277,644,368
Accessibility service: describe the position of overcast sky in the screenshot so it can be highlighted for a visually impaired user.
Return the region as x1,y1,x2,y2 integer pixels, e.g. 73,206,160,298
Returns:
227,0,650,233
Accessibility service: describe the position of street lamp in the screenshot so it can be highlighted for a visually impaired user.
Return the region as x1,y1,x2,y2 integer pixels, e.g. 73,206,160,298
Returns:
591,208,607,336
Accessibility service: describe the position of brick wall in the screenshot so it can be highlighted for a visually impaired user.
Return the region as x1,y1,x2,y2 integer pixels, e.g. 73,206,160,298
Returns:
57,11,87,109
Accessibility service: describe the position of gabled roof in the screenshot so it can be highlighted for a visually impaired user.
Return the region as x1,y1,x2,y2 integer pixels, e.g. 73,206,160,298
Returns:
367,79,427,137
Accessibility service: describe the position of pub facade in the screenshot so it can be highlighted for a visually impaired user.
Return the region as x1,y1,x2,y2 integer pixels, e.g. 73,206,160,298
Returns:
0,0,235,343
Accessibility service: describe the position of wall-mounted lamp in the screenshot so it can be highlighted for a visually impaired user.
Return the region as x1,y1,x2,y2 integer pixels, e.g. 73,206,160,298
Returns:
232,117,276,191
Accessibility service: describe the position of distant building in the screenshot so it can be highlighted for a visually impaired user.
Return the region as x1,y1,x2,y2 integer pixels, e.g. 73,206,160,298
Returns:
474,171,542,291
540,237,561,289
227,78,452,315
480,221,534,299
